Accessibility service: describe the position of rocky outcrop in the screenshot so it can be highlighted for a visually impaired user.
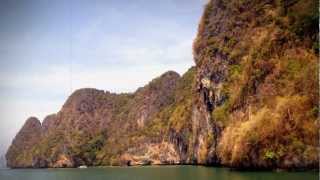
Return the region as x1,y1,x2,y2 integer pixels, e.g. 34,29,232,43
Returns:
6,71,183,168
6,0,318,170
120,142,180,166
192,0,319,169
42,114,57,135
6,117,42,168
130,71,180,128
52,154,74,168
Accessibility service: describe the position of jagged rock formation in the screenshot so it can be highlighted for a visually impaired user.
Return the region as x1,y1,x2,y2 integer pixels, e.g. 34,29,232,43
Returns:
6,0,318,170
6,70,187,168
192,0,319,169
6,117,42,168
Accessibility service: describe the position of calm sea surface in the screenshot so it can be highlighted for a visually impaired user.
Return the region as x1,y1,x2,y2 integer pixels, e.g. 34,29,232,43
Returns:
0,166,318,180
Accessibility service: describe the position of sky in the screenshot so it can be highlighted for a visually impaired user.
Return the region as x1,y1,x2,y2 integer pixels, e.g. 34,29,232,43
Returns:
0,0,206,155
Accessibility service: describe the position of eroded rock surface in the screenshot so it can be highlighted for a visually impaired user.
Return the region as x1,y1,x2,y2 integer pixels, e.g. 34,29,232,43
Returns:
6,0,319,170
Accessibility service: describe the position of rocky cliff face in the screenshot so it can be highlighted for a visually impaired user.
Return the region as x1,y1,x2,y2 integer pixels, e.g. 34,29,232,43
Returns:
6,117,42,168
192,0,319,169
6,71,185,168
6,0,318,170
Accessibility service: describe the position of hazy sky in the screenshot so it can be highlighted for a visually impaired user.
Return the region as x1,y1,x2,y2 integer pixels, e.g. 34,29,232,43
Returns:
0,0,206,155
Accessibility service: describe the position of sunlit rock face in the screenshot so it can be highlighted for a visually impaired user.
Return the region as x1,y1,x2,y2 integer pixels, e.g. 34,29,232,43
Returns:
192,0,319,169
6,0,319,170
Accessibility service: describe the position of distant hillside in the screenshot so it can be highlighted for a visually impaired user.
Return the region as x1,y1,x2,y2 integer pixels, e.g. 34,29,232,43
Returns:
6,0,318,170
6,70,189,167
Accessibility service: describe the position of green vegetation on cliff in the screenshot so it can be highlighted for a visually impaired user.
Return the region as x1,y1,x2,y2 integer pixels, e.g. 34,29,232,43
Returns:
6,0,318,170
193,0,318,169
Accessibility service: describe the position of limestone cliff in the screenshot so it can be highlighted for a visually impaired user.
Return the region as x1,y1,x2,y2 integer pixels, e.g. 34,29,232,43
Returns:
6,0,318,170
192,0,319,169
6,71,184,168
6,117,42,168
